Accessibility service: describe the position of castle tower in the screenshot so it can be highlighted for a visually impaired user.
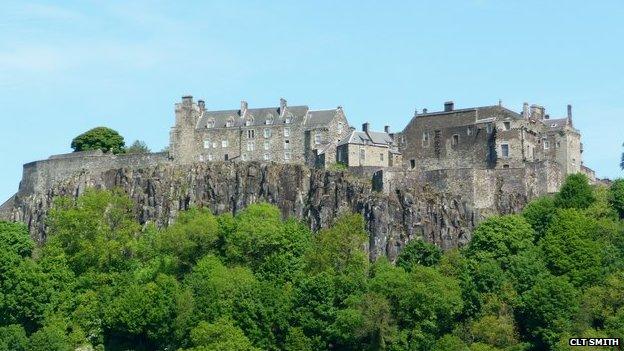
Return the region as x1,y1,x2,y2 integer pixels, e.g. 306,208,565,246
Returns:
169,96,201,163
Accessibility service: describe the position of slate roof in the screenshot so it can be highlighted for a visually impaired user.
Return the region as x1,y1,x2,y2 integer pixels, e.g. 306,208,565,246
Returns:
416,105,523,120
338,130,394,147
195,105,340,130
543,118,568,130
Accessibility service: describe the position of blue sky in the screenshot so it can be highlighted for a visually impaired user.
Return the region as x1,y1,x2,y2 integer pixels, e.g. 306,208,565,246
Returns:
1,0,623,201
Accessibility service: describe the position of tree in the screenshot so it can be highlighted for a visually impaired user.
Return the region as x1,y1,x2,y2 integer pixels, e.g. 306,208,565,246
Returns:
522,196,556,241
466,215,535,268
70,127,125,154
0,221,33,257
621,142,624,170
554,173,595,209
126,140,151,154
0,325,28,351
184,318,260,351
609,179,624,219
395,239,442,271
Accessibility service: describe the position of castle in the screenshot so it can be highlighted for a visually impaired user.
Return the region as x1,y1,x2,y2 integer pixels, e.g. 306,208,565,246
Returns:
170,96,590,184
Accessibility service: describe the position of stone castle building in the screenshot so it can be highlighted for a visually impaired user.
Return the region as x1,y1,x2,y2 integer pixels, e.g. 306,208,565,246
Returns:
169,96,350,167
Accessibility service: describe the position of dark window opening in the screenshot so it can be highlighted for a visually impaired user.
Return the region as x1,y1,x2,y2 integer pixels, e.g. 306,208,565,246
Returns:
410,159,416,169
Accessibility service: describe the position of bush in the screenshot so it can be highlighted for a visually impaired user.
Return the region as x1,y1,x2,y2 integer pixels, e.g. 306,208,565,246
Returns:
554,173,595,209
70,127,125,154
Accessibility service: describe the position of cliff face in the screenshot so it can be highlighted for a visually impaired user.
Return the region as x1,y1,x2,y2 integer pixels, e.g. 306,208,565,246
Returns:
1,162,476,261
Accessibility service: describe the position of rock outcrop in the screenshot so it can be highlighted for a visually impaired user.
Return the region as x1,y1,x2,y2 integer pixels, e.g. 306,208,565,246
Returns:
1,162,476,261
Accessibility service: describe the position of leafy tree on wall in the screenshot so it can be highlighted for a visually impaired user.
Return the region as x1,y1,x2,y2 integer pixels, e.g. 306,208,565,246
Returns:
126,140,151,154
70,127,125,154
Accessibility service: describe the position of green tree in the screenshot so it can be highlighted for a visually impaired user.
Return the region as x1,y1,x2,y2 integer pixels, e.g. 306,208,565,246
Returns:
469,315,518,349
554,173,595,209
126,140,151,154
284,327,312,351
0,325,28,351
466,215,535,268
517,275,580,349
432,334,469,351
609,179,624,219
70,127,125,154
395,239,442,271
185,318,260,351
0,221,33,257
522,196,556,241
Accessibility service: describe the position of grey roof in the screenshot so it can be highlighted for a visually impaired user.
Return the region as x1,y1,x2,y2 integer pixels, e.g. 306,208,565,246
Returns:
196,105,341,130
416,105,523,119
196,106,309,129
543,118,568,130
338,130,394,147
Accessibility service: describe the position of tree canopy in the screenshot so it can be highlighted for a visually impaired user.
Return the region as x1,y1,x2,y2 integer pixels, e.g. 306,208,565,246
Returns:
70,126,125,154
1,173,623,350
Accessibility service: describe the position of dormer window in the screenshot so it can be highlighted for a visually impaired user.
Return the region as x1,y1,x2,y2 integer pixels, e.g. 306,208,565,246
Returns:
285,115,292,124
245,117,254,126
226,117,235,128
266,114,274,125
206,119,215,128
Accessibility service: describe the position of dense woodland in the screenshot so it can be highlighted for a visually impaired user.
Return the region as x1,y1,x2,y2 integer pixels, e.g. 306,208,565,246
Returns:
1,174,623,351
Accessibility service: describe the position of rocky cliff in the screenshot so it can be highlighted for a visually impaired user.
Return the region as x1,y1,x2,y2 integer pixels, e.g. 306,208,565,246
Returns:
1,161,477,261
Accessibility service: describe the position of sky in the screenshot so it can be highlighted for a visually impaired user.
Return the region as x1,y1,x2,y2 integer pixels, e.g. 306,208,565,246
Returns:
1,0,623,201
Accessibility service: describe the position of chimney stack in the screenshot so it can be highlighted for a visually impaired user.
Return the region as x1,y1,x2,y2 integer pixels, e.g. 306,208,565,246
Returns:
240,100,248,116
530,104,545,120
182,95,193,105
444,101,454,112
384,125,390,133
280,98,287,115
198,100,205,111
523,102,529,118
423,108,428,114
567,104,573,125
362,122,370,133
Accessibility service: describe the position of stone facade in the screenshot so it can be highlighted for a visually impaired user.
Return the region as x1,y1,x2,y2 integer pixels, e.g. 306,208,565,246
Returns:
169,96,350,167
398,101,585,187
337,123,402,167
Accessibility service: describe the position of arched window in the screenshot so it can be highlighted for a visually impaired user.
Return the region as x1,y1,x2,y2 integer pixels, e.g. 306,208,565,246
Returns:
245,116,254,126
265,114,274,125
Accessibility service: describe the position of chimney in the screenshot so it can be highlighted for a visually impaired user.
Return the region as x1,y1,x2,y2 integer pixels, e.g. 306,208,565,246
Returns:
182,95,193,105
198,100,205,111
384,125,390,133
567,104,573,125
362,122,370,132
280,98,287,115
413,108,418,116
240,100,248,116
444,101,454,112
522,102,529,118
423,108,428,114
530,104,545,120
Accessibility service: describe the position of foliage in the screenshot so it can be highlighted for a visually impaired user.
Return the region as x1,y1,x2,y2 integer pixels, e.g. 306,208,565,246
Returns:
126,140,151,154
1,182,623,351
395,239,442,270
554,173,595,209
70,126,125,154
609,179,624,219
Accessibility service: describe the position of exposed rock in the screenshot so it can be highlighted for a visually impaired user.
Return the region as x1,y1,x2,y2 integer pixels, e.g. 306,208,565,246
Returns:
2,162,477,261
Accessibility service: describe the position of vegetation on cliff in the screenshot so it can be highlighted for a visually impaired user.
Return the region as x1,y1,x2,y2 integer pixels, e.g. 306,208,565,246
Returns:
0,174,623,350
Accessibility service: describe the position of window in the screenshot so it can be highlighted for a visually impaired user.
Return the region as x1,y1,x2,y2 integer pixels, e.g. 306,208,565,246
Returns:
265,115,274,125
284,127,290,137
503,164,510,169
263,153,270,161
264,141,270,150
241,153,247,161
208,154,213,161
422,131,430,147
501,143,509,158
285,116,291,124
380,153,384,162
359,148,365,161
247,141,254,151
544,140,550,150
246,129,255,139
224,154,229,161
203,140,210,149
452,134,459,146
556,141,561,148
315,133,322,145
226,118,234,127
410,159,416,169
245,117,253,126
284,140,290,149
467,127,472,136
212,141,217,148
207,120,215,128
222,140,228,148
284,152,291,161
503,122,511,131
337,122,344,133
486,123,493,134
264,128,272,138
